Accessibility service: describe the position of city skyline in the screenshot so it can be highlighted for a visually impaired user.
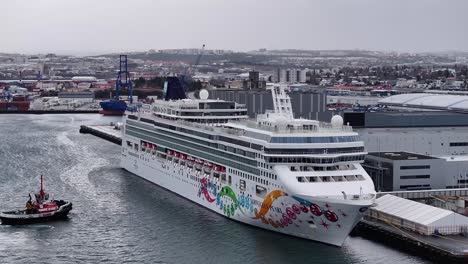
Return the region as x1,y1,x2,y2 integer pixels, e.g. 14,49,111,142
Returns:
3,0,468,55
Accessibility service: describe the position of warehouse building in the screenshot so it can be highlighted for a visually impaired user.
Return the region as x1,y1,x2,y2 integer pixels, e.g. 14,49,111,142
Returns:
208,89,331,121
368,195,468,235
363,152,468,191
363,152,445,191
378,93,468,113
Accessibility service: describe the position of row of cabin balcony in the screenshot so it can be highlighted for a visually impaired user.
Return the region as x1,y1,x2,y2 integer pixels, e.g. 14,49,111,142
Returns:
290,164,357,172
297,175,366,183
265,155,366,164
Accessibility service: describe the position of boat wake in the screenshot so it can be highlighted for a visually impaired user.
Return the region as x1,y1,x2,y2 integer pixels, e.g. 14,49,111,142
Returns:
57,131,109,206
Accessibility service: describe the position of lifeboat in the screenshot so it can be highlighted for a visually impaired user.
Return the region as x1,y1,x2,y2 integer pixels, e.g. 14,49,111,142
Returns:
167,150,174,156
187,156,194,168
195,159,203,171
0,175,72,225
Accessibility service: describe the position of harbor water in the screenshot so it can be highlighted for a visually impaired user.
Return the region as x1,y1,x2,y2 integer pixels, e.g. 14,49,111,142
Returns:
0,114,430,264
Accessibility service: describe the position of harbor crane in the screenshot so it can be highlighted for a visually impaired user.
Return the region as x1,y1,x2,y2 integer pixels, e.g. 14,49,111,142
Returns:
180,44,206,91
193,44,205,73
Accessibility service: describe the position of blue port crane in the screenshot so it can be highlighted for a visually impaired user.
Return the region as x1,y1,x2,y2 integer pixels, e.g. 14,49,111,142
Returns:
99,55,134,115
116,55,133,104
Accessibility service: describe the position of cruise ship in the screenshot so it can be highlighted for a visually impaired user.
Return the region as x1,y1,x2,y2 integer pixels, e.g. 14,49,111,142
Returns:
120,81,376,246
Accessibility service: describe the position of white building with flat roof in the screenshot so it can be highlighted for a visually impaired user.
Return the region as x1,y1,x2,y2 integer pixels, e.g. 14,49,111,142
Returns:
363,151,468,191
358,126,468,157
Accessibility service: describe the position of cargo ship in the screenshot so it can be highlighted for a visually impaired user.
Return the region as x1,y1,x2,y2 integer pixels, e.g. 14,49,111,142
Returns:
120,81,376,246
99,100,127,115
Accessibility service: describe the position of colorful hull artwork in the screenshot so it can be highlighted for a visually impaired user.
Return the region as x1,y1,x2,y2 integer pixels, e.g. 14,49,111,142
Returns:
122,147,369,246
197,178,346,231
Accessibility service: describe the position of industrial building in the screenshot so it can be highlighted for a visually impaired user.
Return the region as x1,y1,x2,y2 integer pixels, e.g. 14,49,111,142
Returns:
368,194,468,235
363,152,445,191
242,71,266,90
208,88,331,120
358,126,468,157
379,93,468,113
58,92,95,103
440,156,468,189
274,68,307,83
344,111,468,128
363,152,468,191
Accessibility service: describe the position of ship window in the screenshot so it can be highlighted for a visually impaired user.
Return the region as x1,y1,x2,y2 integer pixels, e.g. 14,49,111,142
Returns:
256,185,267,198
240,180,246,191
357,175,366,180
228,176,232,185
345,175,357,181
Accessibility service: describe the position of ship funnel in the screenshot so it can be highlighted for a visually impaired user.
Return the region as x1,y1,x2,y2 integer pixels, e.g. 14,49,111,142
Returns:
164,77,187,101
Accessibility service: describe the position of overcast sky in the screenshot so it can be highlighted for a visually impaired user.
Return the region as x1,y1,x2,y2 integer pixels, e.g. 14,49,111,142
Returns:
3,0,468,55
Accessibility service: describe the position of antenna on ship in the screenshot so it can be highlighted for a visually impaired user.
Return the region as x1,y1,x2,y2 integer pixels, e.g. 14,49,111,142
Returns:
40,174,45,196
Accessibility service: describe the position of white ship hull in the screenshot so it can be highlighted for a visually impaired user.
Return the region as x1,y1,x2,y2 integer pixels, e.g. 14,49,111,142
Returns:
121,146,372,246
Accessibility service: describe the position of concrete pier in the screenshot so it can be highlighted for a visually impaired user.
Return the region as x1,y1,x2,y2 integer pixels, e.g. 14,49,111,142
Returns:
352,219,468,263
79,125,122,145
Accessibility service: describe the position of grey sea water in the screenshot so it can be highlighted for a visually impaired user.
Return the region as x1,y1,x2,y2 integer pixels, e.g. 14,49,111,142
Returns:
0,114,430,264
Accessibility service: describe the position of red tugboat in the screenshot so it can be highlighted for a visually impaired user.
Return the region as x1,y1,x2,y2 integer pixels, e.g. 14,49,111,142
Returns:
0,175,72,225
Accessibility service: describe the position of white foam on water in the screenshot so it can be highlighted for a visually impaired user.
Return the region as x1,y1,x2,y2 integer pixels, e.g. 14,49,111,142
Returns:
56,130,121,210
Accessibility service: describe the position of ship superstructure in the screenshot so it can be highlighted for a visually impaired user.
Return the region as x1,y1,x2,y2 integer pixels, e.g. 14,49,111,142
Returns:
120,84,376,246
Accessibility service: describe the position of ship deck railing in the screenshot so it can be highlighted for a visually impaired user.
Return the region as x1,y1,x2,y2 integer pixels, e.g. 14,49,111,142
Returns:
135,111,353,137
228,119,354,134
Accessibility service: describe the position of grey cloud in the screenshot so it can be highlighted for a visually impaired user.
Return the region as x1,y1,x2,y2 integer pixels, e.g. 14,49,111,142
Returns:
2,0,467,54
